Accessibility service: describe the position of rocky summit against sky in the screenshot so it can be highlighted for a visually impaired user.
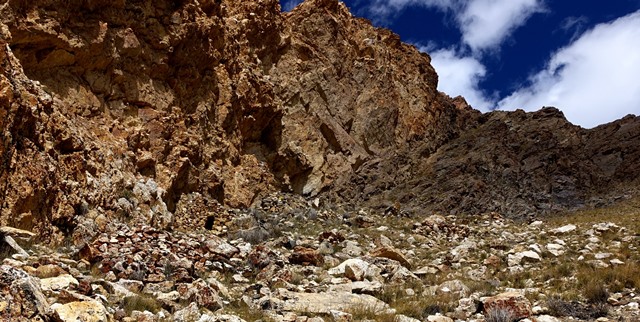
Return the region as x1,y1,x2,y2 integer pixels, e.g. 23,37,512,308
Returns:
283,0,640,128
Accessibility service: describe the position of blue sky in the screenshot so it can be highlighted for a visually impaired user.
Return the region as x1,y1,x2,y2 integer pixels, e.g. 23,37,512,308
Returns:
281,0,640,128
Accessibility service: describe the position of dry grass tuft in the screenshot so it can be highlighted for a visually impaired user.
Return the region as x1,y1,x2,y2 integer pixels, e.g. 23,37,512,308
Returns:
346,305,395,322
484,307,516,322
547,295,609,320
546,195,640,234
375,283,457,319
122,294,162,315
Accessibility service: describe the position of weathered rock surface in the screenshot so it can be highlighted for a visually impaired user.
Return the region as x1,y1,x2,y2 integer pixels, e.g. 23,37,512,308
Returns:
0,265,51,320
0,193,638,321
51,300,107,322
334,107,640,219
279,290,391,314
483,291,533,320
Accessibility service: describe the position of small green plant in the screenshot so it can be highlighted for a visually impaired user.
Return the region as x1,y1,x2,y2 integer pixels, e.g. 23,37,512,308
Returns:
163,261,177,278
120,188,134,200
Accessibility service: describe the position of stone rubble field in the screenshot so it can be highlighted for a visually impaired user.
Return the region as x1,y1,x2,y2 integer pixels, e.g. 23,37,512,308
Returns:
1,193,638,322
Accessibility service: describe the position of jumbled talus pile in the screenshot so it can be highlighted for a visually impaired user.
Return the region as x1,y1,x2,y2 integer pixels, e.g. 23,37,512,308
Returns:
1,194,639,321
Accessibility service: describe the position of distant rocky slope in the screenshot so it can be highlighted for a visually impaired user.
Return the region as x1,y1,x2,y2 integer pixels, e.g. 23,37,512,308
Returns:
1,0,638,242
334,108,640,219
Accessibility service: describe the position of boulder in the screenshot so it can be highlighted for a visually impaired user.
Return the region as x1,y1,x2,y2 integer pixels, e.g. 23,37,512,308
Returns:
176,279,223,311
369,246,412,269
51,300,107,322
202,314,248,322
40,274,79,292
536,315,562,322
426,315,453,322
483,292,532,320
546,243,565,256
173,302,201,322
436,280,471,298
328,258,380,282
205,237,239,258
289,246,324,266
344,260,369,281
279,290,392,314
550,224,577,234
507,251,541,266
0,227,36,239
0,265,51,319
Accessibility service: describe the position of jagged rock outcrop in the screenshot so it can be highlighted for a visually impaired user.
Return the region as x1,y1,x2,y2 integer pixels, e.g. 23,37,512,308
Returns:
0,0,287,240
269,0,477,194
0,0,477,240
0,0,638,245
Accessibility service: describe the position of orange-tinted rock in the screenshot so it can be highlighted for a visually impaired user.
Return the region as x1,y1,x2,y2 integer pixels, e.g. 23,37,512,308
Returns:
289,246,324,266
483,292,532,320
370,246,412,269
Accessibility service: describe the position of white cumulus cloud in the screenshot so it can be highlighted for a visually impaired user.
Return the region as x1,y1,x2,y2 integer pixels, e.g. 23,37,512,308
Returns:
426,48,493,111
458,0,544,51
363,0,544,51
498,10,640,128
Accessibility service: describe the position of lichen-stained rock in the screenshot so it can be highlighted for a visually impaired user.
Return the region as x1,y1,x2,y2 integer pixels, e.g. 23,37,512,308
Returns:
483,291,533,321
0,265,51,321
51,300,107,322
279,289,392,315
289,246,324,266
40,274,79,292
176,279,223,311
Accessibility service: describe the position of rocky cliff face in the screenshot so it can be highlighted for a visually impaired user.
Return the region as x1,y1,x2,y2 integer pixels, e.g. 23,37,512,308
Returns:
334,107,640,219
0,0,638,242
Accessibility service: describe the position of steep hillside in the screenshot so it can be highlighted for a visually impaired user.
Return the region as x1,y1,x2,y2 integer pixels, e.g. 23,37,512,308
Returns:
0,0,638,245
334,107,640,219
